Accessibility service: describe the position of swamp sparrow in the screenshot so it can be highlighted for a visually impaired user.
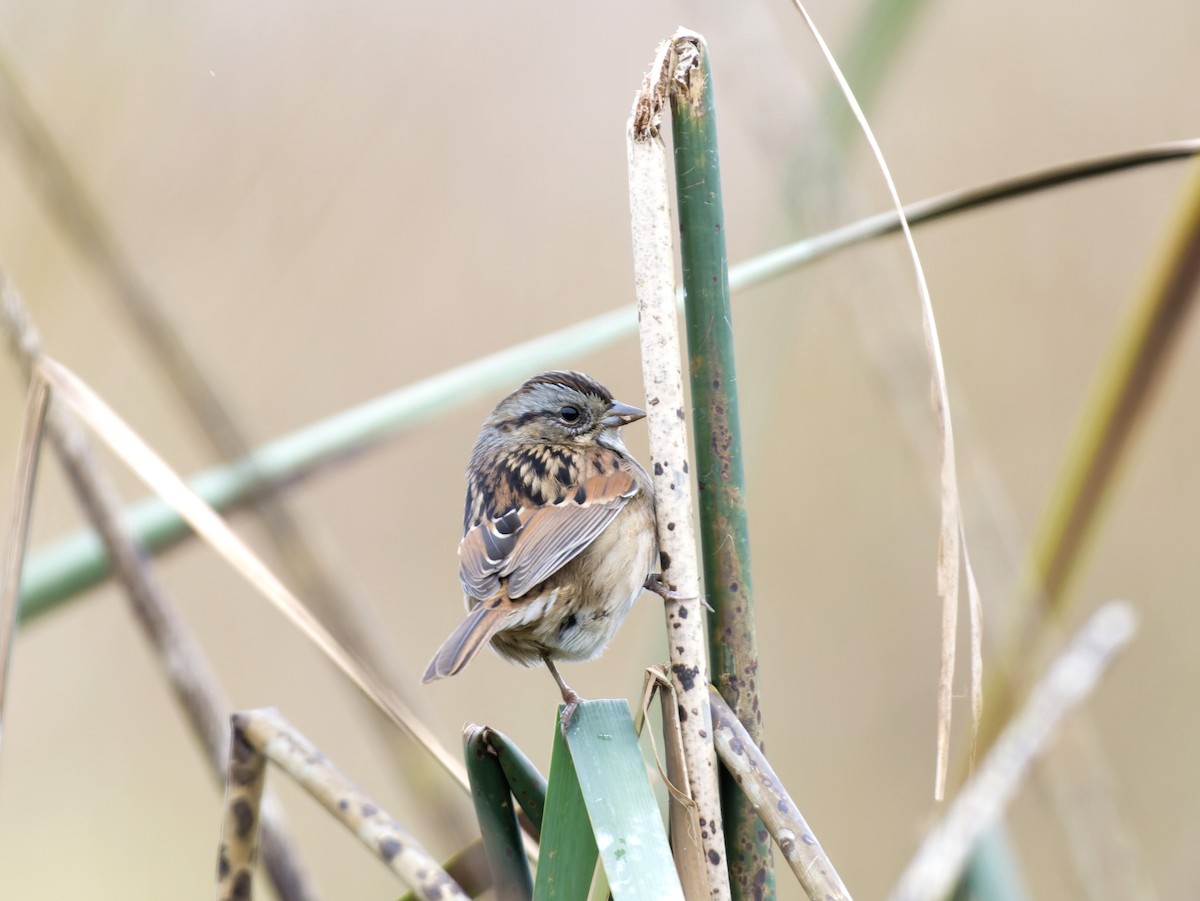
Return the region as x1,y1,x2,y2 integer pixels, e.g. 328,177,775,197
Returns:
422,371,657,721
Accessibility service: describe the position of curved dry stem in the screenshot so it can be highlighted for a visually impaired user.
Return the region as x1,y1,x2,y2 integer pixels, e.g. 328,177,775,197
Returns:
222,709,466,901
789,0,981,800
709,687,851,900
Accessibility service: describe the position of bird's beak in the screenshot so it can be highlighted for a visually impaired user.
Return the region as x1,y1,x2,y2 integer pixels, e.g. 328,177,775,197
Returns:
602,399,646,427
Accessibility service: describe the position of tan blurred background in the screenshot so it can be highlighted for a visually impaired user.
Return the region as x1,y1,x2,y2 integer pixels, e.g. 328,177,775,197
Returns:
0,1,1198,898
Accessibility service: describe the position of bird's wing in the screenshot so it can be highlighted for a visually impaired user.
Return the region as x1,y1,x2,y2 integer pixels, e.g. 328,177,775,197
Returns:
459,449,641,601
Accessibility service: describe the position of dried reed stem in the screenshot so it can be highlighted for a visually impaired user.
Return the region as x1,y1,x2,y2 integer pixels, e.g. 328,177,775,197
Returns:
221,708,466,901
627,34,731,901
709,686,851,900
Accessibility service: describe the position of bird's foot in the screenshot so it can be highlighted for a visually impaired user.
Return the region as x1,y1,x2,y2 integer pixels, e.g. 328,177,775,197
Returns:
644,573,714,612
643,572,677,600
545,657,585,737
559,688,582,737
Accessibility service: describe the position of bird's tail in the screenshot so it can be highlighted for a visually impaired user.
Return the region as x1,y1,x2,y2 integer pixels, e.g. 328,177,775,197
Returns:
421,601,508,683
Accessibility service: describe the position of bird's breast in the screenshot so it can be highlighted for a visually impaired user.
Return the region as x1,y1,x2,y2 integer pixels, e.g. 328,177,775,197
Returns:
548,492,657,660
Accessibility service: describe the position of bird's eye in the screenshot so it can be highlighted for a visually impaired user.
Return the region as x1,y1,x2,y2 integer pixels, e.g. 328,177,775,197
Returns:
559,405,580,423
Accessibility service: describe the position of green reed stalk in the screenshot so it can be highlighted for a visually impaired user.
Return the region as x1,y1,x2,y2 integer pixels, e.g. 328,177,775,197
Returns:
668,36,773,901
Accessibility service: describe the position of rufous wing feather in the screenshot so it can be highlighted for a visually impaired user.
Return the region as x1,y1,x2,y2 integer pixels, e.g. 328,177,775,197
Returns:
458,457,640,602
421,601,509,683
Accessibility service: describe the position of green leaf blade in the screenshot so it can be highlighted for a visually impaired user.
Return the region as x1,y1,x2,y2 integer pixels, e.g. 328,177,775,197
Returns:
464,725,534,901
563,700,683,901
534,713,598,900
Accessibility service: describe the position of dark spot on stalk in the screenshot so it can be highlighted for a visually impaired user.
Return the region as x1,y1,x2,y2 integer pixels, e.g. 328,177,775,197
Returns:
671,663,700,691
230,728,255,765
230,871,252,900
232,799,255,839
379,837,402,861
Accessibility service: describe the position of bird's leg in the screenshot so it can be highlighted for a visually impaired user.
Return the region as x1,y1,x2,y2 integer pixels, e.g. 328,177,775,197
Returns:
544,657,583,735
644,573,714,612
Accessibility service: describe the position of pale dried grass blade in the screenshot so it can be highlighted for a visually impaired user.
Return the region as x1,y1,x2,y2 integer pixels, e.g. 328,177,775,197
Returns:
963,521,983,763
2,283,318,899
627,31,731,901
32,356,468,792
788,0,981,800
0,54,475,830
0,373,50,748
886,601,1138,901
638,666,710,901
